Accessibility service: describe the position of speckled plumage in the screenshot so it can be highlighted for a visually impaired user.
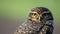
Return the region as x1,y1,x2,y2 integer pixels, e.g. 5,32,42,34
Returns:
14,7,54,34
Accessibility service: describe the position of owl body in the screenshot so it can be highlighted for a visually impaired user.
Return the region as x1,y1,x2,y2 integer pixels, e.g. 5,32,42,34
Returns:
15,21,44,34
14,7,54,34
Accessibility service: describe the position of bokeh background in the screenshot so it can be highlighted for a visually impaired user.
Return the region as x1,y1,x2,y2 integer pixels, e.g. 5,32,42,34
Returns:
0,0,60,34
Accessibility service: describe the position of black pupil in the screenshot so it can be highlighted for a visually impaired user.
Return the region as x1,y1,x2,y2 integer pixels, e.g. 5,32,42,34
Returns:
34,13,36,15
32,13,36,15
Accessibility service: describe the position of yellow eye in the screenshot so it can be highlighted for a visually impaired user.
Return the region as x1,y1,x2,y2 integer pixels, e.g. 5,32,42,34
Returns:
34,13,36,16
32,13,37,16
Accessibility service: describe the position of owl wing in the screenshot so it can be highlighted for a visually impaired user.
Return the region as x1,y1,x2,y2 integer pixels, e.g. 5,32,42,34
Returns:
39,20,54,34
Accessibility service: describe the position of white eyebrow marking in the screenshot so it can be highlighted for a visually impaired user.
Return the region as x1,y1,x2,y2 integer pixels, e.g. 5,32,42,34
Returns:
31,12,37,13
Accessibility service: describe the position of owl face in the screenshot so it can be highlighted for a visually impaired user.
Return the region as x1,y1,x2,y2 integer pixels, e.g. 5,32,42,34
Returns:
28,11,40,23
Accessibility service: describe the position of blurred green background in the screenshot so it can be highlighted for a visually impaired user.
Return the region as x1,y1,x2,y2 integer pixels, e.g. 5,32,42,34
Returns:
0,0,60,34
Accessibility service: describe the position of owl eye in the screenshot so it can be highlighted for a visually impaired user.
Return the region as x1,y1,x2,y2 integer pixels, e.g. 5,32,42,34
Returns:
34,13,36,15
31,13,36,16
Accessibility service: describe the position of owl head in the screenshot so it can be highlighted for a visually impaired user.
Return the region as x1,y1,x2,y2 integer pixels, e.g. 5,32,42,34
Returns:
28,7,53,23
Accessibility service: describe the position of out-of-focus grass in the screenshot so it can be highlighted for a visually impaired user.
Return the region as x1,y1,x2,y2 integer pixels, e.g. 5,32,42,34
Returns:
0,0,60,21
